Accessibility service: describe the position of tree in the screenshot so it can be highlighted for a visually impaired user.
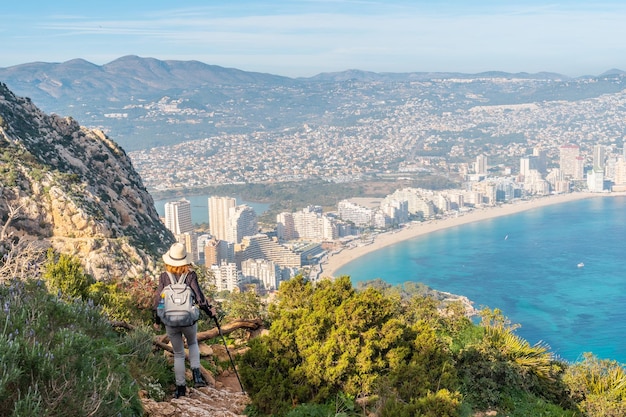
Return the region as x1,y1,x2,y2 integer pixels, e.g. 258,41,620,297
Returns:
222,285,265,321
239,275,464,416
43,249,94,299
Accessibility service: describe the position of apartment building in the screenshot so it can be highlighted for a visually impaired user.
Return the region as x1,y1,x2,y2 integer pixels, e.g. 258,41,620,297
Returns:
210,262,241,292
227,205,258,244
208,196,236,241
236,234,301,269
164,199,193,235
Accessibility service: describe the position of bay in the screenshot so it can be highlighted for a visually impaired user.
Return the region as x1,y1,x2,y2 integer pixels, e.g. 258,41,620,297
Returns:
153,194,270,225
337,196,626,364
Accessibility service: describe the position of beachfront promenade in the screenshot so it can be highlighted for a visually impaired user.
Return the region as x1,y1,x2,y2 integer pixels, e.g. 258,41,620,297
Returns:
321,192,623,279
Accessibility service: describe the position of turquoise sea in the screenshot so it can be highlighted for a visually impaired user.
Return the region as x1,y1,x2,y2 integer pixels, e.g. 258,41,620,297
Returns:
336,196,626,364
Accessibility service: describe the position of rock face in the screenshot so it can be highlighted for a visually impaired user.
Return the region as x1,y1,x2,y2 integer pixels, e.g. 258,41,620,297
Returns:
0,82,174,279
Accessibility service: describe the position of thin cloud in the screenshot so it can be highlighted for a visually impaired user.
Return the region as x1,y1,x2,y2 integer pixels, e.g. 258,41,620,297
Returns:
3,1,626,76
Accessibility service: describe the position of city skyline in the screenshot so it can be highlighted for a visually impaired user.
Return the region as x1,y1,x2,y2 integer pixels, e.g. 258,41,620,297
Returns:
3,1,626,78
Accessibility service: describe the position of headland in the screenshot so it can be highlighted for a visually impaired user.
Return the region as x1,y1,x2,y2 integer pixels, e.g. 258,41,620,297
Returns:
321,192,624,279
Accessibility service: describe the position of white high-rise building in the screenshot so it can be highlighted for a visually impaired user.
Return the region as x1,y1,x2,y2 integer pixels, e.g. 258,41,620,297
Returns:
210,262,241,292
613,157,626,191
320,216,338,241
532,148,548,174
380,198,409,225
475,155,488,174
241,259,282,291
177,231,198,263
164,199,193,235
196,234,210,264
587,169,604,192
208,196,236,241
236,234,301,269
204,237,234,266
338,200,374,227
390,188,436,218
276,212,296,241
615,157,626,185
523,169,551,195
277,207,338,241
520,157,531,179
227,205,258,244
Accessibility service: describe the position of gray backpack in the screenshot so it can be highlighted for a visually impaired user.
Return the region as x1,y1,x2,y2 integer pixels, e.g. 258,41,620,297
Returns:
157,272,200,327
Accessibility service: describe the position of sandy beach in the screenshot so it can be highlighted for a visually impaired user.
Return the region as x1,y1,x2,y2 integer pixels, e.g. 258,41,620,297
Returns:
321,192,624,279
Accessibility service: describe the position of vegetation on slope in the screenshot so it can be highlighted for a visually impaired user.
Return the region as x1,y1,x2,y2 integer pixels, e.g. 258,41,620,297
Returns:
2,239,626,416
0,241,173,416
237,276,626,417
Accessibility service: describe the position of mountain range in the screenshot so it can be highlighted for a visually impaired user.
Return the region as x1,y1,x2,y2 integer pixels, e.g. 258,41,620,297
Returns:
2,56,626,151
3,55,625,102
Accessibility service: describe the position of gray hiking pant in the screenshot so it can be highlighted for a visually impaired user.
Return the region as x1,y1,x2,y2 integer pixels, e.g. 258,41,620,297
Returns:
166,323,201,386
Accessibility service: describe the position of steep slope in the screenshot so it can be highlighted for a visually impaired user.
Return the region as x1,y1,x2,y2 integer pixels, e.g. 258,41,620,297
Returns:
0,82,174,279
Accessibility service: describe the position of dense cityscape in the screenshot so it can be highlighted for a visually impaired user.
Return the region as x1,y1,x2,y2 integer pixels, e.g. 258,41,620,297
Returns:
128,77,626,190
146,77,626,294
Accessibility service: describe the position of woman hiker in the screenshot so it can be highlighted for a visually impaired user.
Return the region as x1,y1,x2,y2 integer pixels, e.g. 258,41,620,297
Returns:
153,242,217,398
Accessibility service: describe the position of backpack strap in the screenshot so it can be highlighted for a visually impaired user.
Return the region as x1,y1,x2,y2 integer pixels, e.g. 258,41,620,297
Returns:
166,271,189,285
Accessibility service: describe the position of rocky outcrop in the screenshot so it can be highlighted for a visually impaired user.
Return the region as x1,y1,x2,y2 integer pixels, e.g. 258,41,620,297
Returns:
0,82,174,279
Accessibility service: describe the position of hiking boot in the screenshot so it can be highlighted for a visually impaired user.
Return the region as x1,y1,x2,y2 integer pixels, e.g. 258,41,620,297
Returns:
175,385,186,398
192,368,207,387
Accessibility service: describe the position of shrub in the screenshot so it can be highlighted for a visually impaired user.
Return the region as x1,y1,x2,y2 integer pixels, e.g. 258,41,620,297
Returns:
0,279,144,416
456,308,572,413
87,275,157,325
563,353,626,417
378,388,461,417
116,326,174,401
42,249,94,299
239,276,463,416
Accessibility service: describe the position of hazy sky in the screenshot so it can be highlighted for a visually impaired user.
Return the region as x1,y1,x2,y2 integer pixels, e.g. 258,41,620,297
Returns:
2,1,625,77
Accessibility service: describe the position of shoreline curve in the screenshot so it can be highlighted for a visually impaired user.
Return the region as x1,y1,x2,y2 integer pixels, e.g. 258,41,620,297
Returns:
320,192,626,279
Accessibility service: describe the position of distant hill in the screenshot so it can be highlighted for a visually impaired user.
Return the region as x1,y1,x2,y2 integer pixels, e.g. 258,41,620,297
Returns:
2,55,614,106
0,55,293,103
1,56,625,151
308,69,570,82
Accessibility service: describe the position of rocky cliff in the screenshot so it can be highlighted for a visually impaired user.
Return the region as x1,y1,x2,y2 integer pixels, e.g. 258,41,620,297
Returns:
0,82,174,280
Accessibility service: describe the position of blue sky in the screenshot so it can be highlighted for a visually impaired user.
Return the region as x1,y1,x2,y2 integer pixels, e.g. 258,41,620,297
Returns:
2,1,626,77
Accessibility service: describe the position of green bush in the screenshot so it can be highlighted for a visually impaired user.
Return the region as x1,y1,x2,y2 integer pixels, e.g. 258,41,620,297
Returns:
502,392,578,417
87,274,157,324
239,276,463,416
378,388,461,417
563,353,626,417
43,249,94,299
0,279,144,416
455,308,576,415
285,403,335,417
116,325,174,402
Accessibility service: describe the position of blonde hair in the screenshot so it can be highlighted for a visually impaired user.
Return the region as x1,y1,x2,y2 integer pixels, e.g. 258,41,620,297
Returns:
165,264,192,275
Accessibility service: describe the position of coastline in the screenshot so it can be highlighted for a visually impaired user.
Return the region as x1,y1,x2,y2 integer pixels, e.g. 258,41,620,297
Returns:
321,191,625,279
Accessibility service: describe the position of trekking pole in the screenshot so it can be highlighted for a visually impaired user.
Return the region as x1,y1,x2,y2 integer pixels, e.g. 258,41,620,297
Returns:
213,315,245,393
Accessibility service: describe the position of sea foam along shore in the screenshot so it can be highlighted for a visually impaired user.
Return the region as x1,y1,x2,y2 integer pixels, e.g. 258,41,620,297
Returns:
321,191,625,279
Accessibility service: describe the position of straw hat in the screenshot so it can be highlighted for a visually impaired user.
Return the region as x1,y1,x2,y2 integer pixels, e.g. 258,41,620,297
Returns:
162,243,192,266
